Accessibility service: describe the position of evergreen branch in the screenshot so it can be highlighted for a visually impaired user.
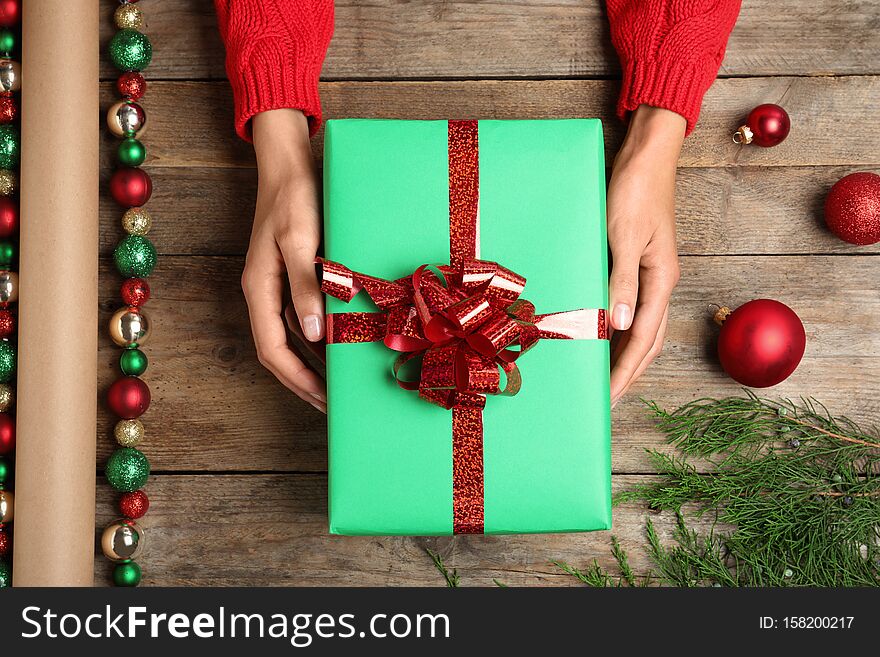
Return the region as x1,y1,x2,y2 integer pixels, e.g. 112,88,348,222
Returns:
553,560,616,587
426,549,460,588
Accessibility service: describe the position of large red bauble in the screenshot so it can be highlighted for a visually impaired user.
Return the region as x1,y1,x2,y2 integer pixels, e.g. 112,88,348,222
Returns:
717,299,806,388
0,0,19,28
110,167,152,208
117,72,147,101
824,172,880,245
119,489,150,519
107,376,151,419
0,197,17,238
0,412,14,455
745,104,790,147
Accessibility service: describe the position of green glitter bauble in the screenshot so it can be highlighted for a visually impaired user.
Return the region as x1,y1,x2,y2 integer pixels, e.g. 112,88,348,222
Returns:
0,125,19,170
0,341,15,384
0,457,9,484
106,447,150,492
114,234,156,278
0,559,10,587
109,29,152,72
0,30,15,56
113,561,142,587
120,348,148,376
0,240,13,266
118,137,146,167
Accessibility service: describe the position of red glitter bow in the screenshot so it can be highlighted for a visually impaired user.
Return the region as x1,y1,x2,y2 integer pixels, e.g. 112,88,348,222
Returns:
321,121,607,533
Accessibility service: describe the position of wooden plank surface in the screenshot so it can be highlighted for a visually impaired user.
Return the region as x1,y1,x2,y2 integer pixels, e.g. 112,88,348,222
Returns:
99,1,880,80
96,255,880,473
100,165,880,257
116,77,880,170
94,474,714,586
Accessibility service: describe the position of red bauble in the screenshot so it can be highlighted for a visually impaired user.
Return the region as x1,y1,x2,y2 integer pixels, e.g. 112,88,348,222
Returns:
734,104,790,147
121,277,150,307
119,490,150,519
107,376,151,419
717,299,806,388
0,0,19,27
0,529,9,558
116,72,147,102
110,167,152,208
0,309,13,339
824,172,880,246
0,412,14,455
0,96,16,124
0,197,17,239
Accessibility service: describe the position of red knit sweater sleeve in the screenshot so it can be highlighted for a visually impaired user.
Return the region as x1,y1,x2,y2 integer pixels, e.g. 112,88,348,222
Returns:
606,0,742,135
213,0,334,142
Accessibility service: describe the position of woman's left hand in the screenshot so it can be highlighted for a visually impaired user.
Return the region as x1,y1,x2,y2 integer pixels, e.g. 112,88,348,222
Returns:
606,105,686,406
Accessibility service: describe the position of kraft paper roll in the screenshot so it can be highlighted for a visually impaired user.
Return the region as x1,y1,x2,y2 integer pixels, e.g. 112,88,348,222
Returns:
13,0,99,586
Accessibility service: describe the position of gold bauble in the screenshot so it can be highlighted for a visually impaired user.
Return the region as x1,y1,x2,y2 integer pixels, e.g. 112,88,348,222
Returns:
106,100,146,138
109,307,150,348
0,59,21,93
114,419,144,447
101,519,145,562
114,3,144,30
0,271,17,304
0,170,16,196
122,207,152,236
0,489,12,523
0,383,12,412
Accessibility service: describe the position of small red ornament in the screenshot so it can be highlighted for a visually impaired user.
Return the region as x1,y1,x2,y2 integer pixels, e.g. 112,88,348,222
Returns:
733,104,790,147
107,376,151,419
0,0,19,28
0,412,13,455
0,309,13,339
0,529,9,558
116,72,147,102
0,198,17,239
824,172,880,246
119,490,150,519
110,167,152,208
715,299,806,388
0,96,16,124
120,277,150,307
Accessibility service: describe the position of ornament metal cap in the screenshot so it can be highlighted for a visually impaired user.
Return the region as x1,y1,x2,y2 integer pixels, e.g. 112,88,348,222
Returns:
732,125,753,145
710,304,732,325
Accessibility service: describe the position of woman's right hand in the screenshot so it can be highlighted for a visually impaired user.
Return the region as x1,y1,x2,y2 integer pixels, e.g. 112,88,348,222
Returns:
242,109,327,412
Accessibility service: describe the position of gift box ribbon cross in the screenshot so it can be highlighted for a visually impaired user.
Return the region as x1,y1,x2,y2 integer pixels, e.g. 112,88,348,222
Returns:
320,120,608,533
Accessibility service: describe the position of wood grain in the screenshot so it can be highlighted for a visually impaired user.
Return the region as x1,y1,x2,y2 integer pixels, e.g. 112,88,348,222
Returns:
99,1,880,81
113,77,880,170
94,474,719,586
100,165,880,256
96,254,880,474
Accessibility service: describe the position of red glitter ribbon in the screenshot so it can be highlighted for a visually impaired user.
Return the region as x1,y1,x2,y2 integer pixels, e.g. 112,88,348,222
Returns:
321,120,608,534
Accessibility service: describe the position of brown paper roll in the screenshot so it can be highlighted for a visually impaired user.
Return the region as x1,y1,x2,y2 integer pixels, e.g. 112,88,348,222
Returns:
12,0,99,586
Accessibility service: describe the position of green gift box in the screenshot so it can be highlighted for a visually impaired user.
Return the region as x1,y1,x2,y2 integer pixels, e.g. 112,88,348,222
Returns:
323,118,610,535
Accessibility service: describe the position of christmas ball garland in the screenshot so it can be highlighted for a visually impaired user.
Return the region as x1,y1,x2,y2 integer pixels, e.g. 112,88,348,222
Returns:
0,0,17,587
103,0,155,587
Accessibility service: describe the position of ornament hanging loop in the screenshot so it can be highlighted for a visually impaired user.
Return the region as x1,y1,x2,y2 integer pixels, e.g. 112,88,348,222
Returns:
732,125,753,145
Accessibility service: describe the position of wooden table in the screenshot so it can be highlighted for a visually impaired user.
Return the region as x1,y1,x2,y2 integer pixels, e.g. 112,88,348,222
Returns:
94,1,880,586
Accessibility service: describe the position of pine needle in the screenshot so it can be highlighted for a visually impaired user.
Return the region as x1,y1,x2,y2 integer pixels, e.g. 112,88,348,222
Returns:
426,548,460,588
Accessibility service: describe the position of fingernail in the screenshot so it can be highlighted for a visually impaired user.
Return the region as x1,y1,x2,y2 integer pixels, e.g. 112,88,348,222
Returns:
302,314,323,341
310,391,326,404
613,304,632,331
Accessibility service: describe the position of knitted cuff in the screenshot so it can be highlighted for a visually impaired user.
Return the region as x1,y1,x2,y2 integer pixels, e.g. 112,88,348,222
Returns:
617,56,715,136
227,37,323,143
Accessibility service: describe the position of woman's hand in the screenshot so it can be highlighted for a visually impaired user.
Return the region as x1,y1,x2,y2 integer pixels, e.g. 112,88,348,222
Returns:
607,105,686,406
242,109,326,412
